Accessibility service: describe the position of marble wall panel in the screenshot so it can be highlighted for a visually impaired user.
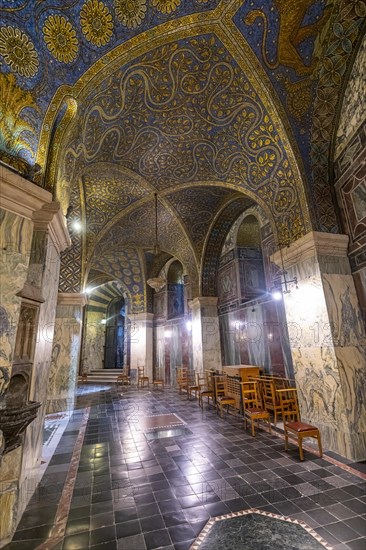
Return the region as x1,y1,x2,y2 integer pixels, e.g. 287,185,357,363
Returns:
83,311,106,372
0,446,22,539
154,321,192,386
18,231,61,521
219,302,291,376
47,304,82,413
281,244,366,460
0,210,32,402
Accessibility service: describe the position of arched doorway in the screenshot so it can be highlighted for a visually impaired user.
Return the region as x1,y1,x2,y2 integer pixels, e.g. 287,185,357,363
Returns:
104,297,126,369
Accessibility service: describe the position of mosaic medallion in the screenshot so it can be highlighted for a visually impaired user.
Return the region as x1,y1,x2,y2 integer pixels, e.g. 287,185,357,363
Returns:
191,509,333,550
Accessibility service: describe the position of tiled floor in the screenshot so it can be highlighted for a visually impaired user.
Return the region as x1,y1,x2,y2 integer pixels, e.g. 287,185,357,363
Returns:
4,384,366,550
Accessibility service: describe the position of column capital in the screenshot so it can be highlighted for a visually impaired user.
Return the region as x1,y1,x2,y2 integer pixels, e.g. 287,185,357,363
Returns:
33,201,71,253
189,297,218,310
128,312,154,323
0,164,52,219
57,292,88,307
271,231,349,269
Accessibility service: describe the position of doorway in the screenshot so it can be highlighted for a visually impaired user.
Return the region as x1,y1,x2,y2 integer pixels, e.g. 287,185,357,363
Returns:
104,297,126,369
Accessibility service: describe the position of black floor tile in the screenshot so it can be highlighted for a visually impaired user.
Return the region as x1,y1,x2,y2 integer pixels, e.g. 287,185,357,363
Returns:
6,386,366,550
144,528,171,550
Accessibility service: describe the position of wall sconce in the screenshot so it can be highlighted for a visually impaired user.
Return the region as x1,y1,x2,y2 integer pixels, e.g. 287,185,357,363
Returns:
271,243,297,300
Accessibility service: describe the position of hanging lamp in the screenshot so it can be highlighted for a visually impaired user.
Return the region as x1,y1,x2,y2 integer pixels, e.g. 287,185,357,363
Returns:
147,193,166,292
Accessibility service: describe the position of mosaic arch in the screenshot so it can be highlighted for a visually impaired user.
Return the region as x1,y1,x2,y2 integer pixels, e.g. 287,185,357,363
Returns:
1,0,364,239
56,33,312,246
201,196,260,296
90,248,146,313
92,195,200,297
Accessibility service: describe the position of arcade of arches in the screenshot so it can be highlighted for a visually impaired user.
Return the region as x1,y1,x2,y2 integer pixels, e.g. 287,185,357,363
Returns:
0,0,365,545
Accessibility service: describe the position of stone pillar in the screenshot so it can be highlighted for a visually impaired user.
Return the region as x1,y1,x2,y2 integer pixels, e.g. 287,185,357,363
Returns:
18,202,70,507
47,293,86,413
0,166,52,407
272,231,366,461
189,297,222,374
129,313,154,382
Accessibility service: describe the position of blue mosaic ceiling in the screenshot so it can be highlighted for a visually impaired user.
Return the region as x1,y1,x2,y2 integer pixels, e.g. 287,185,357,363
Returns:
2,0,365,301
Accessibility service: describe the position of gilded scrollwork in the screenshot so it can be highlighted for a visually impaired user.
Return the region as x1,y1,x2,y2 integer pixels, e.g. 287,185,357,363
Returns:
61,35,309,244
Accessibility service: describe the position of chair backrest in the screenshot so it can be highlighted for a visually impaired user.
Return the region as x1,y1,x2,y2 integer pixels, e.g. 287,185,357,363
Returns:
204,370,214,390
241,381,260,410
195,372,206,386
276,388,300,422
261,378,278,404
226,376,241,409
214,374,226,401
137,366,146,378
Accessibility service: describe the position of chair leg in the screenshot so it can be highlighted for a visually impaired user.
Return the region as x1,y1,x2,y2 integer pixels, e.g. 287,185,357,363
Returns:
317,432,323,457
284,429,289,451
251,419,255,437
298,435,304,461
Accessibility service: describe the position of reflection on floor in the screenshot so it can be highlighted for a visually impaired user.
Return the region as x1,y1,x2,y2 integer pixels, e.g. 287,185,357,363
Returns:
3,384,366,550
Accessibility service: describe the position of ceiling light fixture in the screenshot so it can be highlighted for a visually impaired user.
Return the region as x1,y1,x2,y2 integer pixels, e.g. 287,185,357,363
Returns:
147,193,166,292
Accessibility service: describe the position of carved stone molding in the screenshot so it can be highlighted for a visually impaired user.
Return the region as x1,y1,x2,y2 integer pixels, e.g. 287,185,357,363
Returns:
32,201,71,253
57,293,88,307
271,231,350,269
0,165,51,220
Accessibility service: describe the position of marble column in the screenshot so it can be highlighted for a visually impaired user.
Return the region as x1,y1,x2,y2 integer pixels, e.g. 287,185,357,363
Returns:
0,166,52,407
128,313,154,382
0,165,58,542
18,202,70,518
189,297,222,374
47,293,87,413
82,310,106,373
272,231,366,461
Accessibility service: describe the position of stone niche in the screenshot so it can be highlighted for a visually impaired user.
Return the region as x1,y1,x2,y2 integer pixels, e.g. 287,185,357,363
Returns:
0,301,41,457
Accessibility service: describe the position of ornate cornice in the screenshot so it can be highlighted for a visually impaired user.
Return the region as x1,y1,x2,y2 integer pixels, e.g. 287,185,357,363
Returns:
32,201,71,253
271,231,349,269
0,164,51,220
57,292,88,307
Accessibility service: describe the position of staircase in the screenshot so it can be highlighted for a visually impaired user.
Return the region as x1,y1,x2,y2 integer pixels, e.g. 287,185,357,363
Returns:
78,369,124,385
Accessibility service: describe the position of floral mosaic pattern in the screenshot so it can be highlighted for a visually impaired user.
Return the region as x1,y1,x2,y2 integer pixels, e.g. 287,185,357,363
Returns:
80,0,113,47
114,0,147,29
151,0,181,14
43,15,79,63
0,26,38,77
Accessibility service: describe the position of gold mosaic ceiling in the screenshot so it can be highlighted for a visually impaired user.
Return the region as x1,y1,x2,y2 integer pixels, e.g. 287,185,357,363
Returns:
2,0,365,305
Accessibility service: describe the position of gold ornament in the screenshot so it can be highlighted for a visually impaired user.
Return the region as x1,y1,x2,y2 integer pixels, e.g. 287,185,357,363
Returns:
43,15,79,63
151,0,181,14
115,0,147,29
80,0,113,47
0,26,39,77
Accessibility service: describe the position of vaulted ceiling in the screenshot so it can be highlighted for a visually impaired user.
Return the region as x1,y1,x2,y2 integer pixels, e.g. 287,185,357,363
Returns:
1,0,365,310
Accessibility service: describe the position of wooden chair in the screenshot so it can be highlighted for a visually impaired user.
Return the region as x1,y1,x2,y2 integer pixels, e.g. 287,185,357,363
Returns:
198,370,215,409
276,388,323,461
216,374,237,418
137,366,149,388
116,369,130,386
241,381,271,436
152,366,164,389
261,377,284,427
176,367,188,394
188,372,205,400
